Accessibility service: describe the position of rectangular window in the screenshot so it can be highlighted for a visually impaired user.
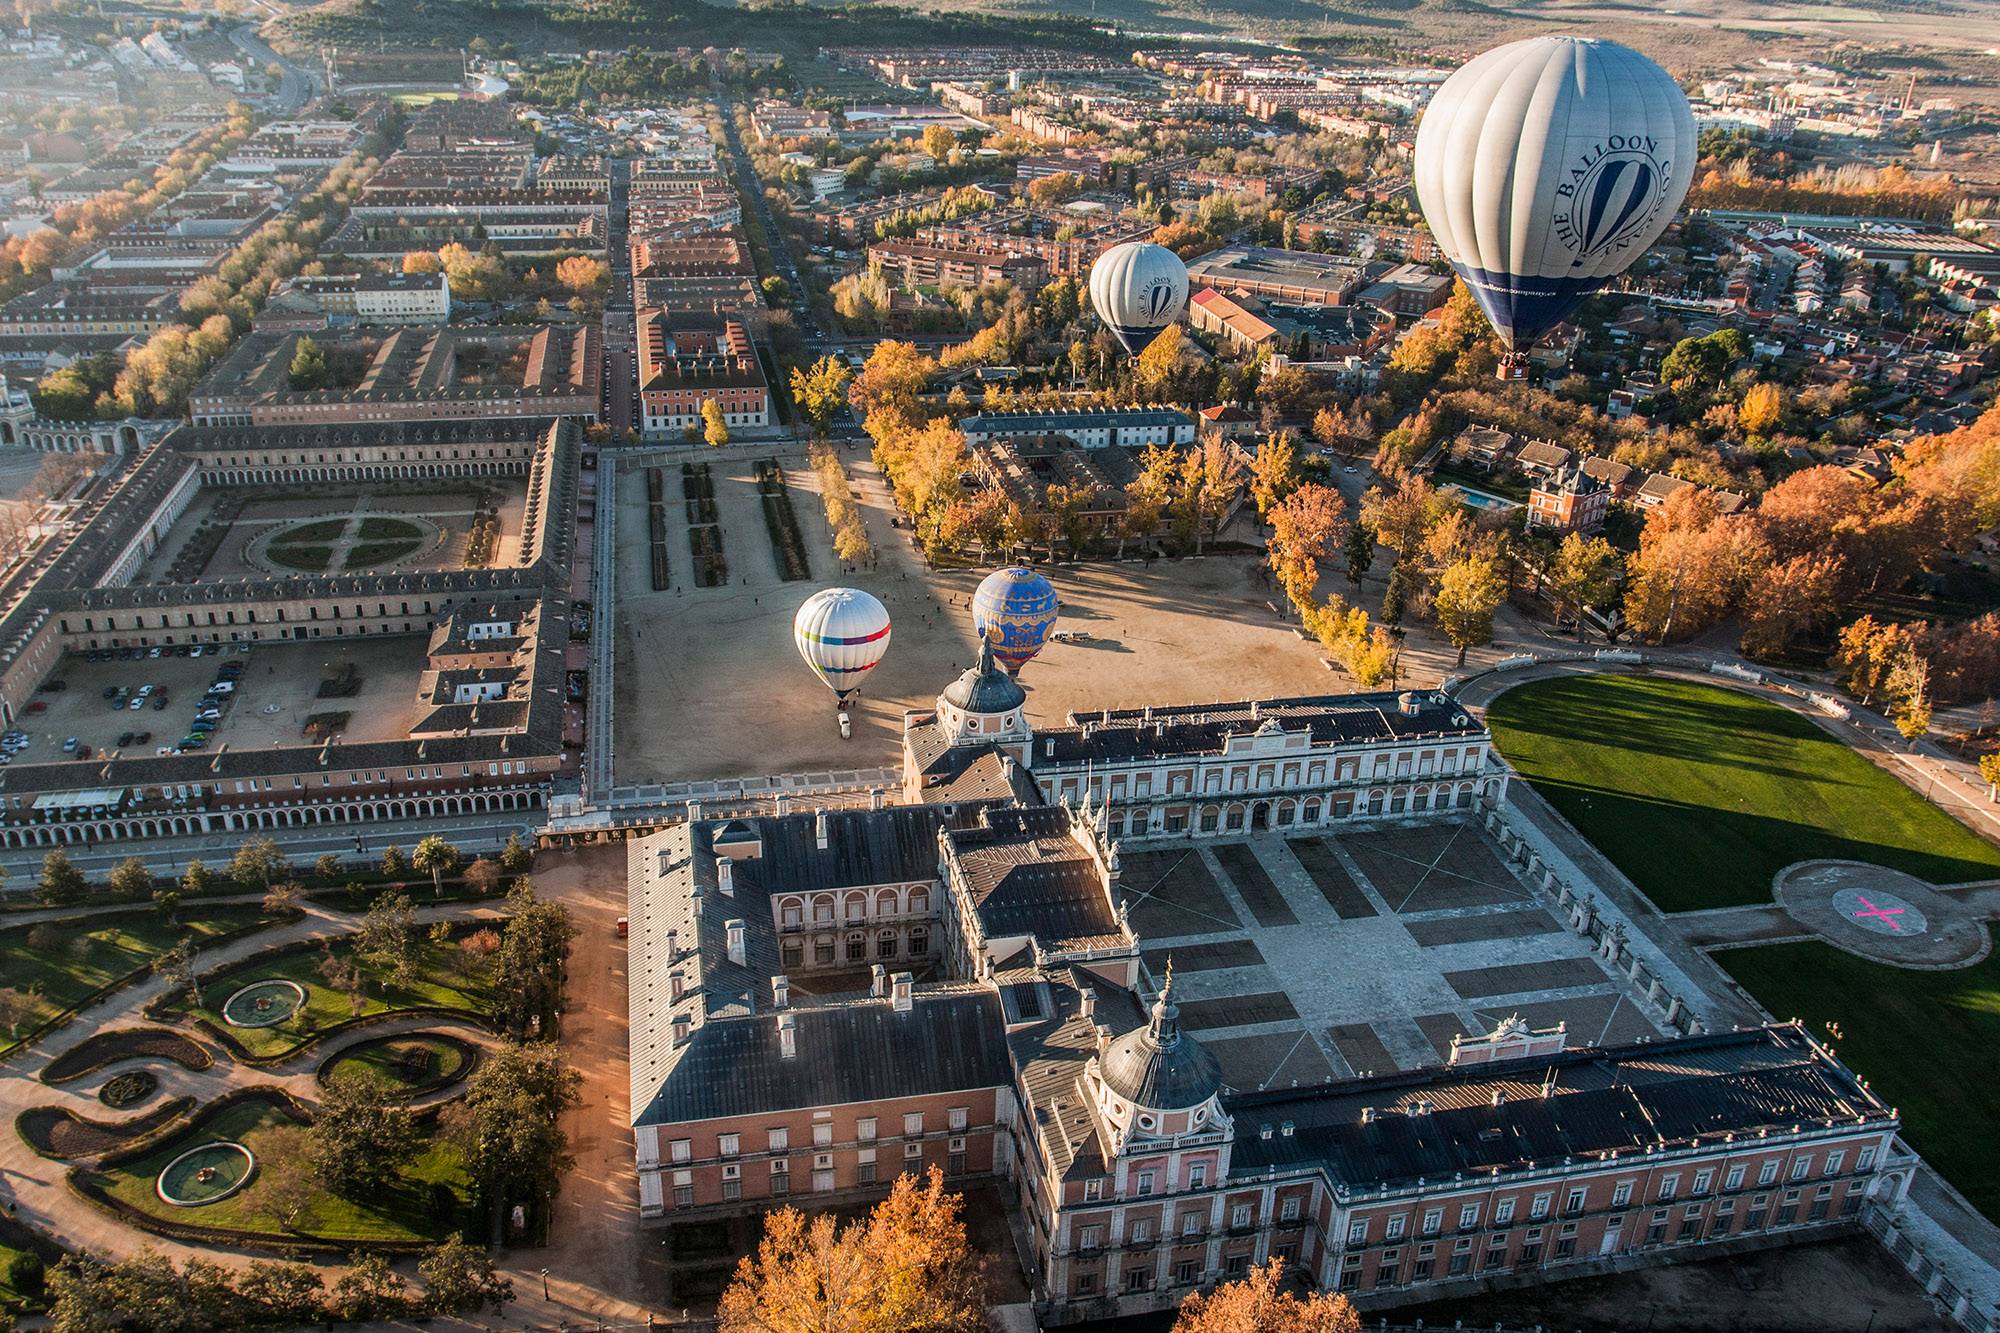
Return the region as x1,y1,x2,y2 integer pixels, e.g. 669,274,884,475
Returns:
1530,1192,1552,1220
1494,1199,1515,1225
1422,1210,1442,1236
813,1123,833,1147
670,1139,691,1163
1659,1174,1680,1202
1725,1165,1745,1190
1183,1213,1204,1237
1612,1181,1632,1207
903,1112,924,1137
1565,1189,1587,1215
857,1118,876,1142
1348,1221,1368,1247
1232,1204,1253,1229
1085,1180,1102,1202
1791,1157,1813,1181
1190,1163,1208,1190
1858,1147,1876,1171
1079,1225,1103,1250
1693,1169,1713,1195
1130,1219,1153,1244
1385,1215,1405,1240
949,1107,969,1132
1280,1197,1300,1222
1137,1171,1155,1197
1459,1204,1479,1230
1824,1151,1844,1176
768,1128,788,1152
1759,1161,1781,1186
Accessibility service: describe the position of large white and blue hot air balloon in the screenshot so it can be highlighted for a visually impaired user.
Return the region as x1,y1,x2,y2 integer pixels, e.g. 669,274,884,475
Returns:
972,567,1058,675
793,588,890,708
1088,241,1189,355
1413,36,1697,353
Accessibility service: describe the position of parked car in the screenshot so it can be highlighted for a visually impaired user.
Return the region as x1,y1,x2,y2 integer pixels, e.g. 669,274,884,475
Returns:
129,697,145,709
153,696,169,710
137,684,154,697
61,737,78,752
73,744,90,759
134,732,150,745
25,701,46,714
117,732,134,747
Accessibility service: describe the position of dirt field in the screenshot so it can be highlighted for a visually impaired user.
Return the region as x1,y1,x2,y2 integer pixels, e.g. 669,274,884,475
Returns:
611,445,1350,785
135,481,527,583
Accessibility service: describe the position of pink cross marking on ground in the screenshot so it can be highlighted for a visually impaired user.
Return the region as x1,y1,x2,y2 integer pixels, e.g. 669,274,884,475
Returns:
1851,896,1906,931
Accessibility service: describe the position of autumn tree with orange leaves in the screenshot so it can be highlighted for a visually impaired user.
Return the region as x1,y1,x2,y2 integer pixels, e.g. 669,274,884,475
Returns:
1171,1260,1360,1333
1267,483,1350,612
717,1166,986,1333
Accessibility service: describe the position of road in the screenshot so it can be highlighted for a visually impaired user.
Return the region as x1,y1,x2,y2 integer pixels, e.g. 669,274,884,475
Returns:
230,25,314,115
713,91,825,346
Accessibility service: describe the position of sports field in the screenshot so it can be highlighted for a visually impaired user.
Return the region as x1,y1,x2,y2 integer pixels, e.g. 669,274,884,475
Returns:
1721,942,2000,1221
1485,675,2000,911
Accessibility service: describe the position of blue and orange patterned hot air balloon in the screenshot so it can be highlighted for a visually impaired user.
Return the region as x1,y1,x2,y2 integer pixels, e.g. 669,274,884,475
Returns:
972,567,1058,675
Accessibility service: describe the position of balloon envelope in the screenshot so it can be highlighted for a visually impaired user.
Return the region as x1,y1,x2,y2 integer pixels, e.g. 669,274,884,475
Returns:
1088,241,1189,354
972,567,1059,674
1413,36,1697,350
793,588,890,702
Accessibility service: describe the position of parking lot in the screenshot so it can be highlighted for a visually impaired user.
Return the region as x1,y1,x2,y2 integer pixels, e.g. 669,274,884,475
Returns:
15,639,428,763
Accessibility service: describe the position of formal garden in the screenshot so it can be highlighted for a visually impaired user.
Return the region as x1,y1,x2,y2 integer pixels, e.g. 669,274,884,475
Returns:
1488,671,2000,1224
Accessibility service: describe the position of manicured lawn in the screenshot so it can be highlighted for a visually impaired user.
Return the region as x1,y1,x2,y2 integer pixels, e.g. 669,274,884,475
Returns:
88,1094,470,1244
1486,675,2000,910
322,1034,472,1092
166,938,489,1057
0,905,282,1051
1721,941,2000,1221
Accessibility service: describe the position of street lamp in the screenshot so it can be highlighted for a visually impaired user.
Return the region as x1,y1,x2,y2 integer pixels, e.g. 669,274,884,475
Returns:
541,1267,549,1301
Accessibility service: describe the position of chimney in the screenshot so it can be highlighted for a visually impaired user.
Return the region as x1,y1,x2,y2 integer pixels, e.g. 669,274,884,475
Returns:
891,971,914,1013
1360,1107,1378,1124
775,793,790,816
870,788,885,811
1002,754,1017,784
778,1012,797,1059
871,963,887,997
1079,987,1095,1020
816,809,830,849
1491,1090,1507,1107
725,919,745,966
1250,701,1262,721
717,859,734,896
672,1013,690,1044
1281,1121,1295,1138
772,975,789,1009
687,798,703,822
1045,738,1055,757
1259,1123,1273,1141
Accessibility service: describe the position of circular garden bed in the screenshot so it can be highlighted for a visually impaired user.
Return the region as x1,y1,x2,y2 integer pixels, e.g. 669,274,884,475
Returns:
98,1071,158,1109
156,1142,256,1206
318,1032,479,1098
221,980,307,1029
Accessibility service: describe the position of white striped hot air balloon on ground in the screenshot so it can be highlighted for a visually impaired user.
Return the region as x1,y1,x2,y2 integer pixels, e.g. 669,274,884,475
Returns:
793,588,891,711
1413,36,1697,370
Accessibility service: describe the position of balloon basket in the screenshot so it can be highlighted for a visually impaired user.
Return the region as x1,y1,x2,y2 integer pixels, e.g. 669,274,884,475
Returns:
1496,352,1531,382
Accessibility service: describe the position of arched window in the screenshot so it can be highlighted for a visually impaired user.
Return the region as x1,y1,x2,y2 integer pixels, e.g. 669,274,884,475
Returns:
847,931,866,961
815,937,835,965
876,888,900,916
845,891,867,921
812,895,834,923
780,898,803,928
908,887,930,915
910,927,929,955
878,931,898,959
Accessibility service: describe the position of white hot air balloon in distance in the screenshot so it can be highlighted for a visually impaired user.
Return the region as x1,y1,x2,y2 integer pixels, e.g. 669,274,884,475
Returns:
1413,36,1697,371
1088,241,1189,355
793,588,891,711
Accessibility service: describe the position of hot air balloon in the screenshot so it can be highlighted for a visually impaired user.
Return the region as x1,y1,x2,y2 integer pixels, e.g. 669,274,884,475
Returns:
1413,36,1696,372
972,567,1059,675
793,588,890,710
1088,241,1189,355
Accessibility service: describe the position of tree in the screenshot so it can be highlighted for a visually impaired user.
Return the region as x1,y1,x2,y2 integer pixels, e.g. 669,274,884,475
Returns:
229,836,285,890
402,250,443,274
154,939,202,1009
500,831,533,874
330,1254,409,1322
555,254,609,300
441,1039,582,1245
1250,431,1304,520
1136,324,1184,396
1380,562,1413,626
417,1235,514,1316
287,336,327,392
181,859,212,898
1739,380,1785,436
922,122,956,163
262,881,302,919
1433,555,1506,666
35,849,88,907
316,852,342,881
490,882,577,1038
462,858,504,897
380,845,408,878
108,857,152,900
151,883,182,928
718,1166,987,1333
1740,553,1843,658
1546,534,1625,642
1266,483,1349,611
245,1128,322,1233
412,835,462,898
1026,170,1082,206
1361,473,1455,561
0,986,35,1038
1344,520,1376,591
237,1260,326,1325
851,341,935,429
703,397,731,448
308,1070,420,1197
790,355,852,439
47,1250,249,1333
1979,752,2000,799
1172,1259,1359,1333
358,892,422,984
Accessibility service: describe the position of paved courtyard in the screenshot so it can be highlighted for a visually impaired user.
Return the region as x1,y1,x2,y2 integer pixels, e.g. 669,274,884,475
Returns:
1120,820,1662,1091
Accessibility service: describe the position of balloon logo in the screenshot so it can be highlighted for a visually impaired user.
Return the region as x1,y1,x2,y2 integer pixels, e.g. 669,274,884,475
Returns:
1559,145,1669,263
972,567,1058,675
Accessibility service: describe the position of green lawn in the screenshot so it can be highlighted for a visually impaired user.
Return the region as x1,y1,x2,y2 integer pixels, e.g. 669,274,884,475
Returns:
0,905,283,1052
322,1034,471,1092
89,1094,470,1244
1721,941,2000,1220
166,939,490,1057
1486,675,2000,910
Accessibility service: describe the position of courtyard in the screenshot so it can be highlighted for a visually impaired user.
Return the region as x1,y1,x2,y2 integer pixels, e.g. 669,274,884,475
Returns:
1116,820,1661,1091
611,445,1352,785
21,638,429,759
133,479,529,583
